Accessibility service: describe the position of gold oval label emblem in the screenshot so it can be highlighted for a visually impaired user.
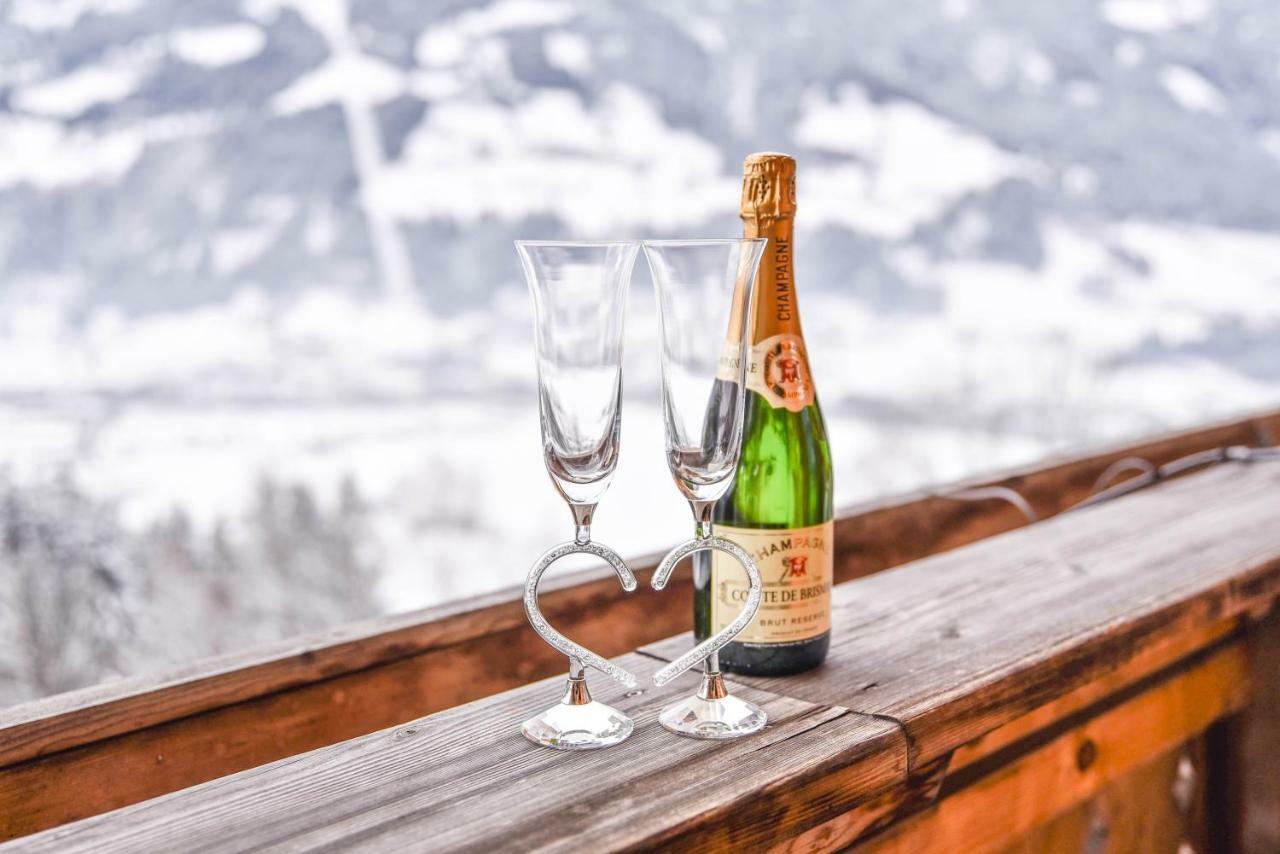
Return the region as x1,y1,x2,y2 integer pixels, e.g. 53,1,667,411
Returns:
749,333,814,412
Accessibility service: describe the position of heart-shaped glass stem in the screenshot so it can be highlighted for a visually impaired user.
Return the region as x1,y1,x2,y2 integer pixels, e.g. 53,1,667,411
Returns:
517,240,640,750
521,540,637,750
644,238,769,739
651,529,760,687
651,519,767,739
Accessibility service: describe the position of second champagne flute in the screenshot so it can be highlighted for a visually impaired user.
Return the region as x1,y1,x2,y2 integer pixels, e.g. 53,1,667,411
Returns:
643,237,768,739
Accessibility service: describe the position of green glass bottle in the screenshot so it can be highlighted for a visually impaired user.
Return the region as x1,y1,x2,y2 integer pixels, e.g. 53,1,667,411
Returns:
695,152,833,675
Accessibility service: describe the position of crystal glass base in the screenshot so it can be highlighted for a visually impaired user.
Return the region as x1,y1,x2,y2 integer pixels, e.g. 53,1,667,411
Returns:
659,683,767,740
521,698,634,750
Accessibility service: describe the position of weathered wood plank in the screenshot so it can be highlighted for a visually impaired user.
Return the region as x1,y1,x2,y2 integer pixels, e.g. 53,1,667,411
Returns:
1205,613,1280,854
947,619,1238,774
852,642,1250,853
7,408,1272,769
0,630,571,840
1,409,1276,839
7,460,1279,853
768,755,948,854
0,550,677,767
997,746,1197,854
0,563,689,839
645,460,1280,773
773,633,1238,854
2,655,907,854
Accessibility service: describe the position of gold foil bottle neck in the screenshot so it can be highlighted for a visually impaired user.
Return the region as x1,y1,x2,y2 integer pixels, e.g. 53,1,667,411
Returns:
740,152,797,220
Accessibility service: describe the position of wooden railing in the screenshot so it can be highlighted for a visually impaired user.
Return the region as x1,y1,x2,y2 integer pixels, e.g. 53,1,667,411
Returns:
1,408,1278,846
5,425,1280,851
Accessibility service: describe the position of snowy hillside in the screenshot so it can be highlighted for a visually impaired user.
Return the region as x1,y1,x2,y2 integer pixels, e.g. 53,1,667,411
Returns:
1,0,1279,703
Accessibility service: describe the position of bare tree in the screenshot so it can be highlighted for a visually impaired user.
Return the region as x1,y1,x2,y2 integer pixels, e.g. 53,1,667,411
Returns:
1,472,382,707
0,473,137,701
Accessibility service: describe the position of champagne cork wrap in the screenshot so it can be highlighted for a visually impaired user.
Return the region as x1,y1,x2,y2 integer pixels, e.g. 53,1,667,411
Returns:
735,153,815,412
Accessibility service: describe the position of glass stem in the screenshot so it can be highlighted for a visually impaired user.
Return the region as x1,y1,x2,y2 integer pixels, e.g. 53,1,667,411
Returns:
571,503,595,545
698,669,729,701
692,499,714,541
693,499,720,678
564,656,591,705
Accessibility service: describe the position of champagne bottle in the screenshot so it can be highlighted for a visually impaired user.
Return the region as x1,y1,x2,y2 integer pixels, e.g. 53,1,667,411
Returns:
696,152,833,675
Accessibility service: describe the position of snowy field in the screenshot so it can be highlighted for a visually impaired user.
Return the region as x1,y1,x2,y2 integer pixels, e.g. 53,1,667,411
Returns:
5,217,1277,620
1,0,1279,703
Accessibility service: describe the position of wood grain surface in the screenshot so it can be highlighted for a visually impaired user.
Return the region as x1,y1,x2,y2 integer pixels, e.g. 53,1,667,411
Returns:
1206,614,1280,854
644,459,1280,773
3,655,906,853
2,409,1275,840
852,642,1249,852
3,456,1279,852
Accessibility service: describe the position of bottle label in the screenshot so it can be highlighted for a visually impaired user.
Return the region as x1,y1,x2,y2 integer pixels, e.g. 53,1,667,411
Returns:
711,520,833,644
716,339,744,384
746,333,814,412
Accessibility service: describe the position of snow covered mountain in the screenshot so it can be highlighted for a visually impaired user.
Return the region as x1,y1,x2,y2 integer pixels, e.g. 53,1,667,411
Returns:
1,0,1279,702
5,0,1280,310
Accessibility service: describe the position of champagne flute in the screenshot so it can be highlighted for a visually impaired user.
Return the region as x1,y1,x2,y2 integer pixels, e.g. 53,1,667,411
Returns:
643,237,769,739
516,240,641,750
